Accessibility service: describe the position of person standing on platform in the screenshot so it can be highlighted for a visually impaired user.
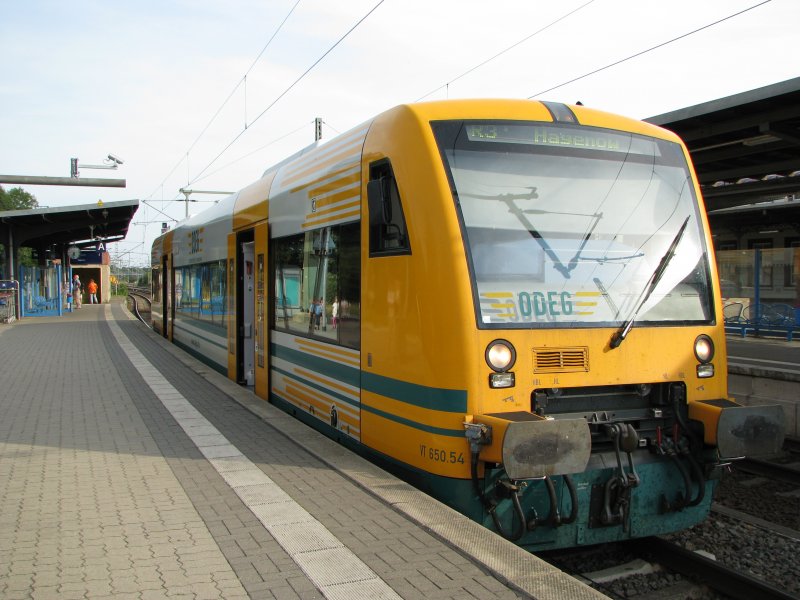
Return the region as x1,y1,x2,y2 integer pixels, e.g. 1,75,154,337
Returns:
315,297,323,329
87,279,98,304
63,279,72,310
72,274,82,309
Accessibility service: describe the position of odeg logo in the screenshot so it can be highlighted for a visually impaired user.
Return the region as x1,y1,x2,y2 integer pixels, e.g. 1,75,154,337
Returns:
190,230,201,254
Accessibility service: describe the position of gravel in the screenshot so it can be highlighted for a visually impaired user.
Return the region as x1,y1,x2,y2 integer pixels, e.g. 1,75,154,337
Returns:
539,460,800,599
714,463,800,531
666,510,800,598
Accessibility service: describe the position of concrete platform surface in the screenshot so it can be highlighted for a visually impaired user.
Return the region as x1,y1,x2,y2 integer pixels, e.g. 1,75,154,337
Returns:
0,301,605,600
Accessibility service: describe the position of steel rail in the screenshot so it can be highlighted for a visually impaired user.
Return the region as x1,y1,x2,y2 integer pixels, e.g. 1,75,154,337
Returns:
711,503,800,542
127,292,152,328
736,457,800,486
631,537,798,600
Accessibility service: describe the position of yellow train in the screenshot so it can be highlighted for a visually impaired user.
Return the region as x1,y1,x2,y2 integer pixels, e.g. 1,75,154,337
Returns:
151,99,784,549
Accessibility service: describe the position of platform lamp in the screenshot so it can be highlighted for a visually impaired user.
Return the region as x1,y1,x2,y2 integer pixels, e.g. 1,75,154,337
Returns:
70,154,124,178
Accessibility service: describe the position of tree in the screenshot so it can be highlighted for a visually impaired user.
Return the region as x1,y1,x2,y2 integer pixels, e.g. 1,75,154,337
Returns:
0,185,39,211
0,186,39,270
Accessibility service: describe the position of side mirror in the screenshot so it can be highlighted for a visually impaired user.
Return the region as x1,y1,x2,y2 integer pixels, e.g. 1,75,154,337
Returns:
367,177,393,225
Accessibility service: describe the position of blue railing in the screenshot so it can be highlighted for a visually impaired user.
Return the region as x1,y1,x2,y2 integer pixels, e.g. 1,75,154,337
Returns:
718,247,800,341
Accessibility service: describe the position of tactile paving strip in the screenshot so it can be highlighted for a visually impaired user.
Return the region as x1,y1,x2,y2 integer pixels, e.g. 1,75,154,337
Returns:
105,306,402,600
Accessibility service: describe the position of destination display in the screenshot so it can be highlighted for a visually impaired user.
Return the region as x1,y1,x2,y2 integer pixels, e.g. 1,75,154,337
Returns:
465,123,660,156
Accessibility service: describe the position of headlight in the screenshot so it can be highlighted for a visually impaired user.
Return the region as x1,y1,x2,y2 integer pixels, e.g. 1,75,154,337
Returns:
486,340,516,372
489,372,515,389
697,364,715,378
694,335,714,363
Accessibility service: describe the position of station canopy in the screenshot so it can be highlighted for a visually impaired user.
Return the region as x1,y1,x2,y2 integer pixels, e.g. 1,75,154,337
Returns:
0,199,139,251
647,76,800,214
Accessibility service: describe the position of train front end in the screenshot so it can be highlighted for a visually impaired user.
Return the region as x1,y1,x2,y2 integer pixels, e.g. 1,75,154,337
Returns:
430,105,785,548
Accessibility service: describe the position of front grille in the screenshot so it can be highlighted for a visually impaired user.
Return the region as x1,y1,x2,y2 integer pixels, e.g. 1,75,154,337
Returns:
533,347,589,373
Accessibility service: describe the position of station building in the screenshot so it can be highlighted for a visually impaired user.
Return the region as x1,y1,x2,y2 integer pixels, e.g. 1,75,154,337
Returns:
0,199,139,317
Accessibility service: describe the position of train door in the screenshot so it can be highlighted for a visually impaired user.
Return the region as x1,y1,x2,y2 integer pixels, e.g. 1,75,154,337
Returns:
232,228,256,386
253,222,269,400
168,254,175,341
161,255,169,337
241,240,256,386
227,234,237,382
227,224,268,396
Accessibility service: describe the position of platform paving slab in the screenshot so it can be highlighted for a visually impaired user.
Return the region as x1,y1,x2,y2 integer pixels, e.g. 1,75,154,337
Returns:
0,301,606,599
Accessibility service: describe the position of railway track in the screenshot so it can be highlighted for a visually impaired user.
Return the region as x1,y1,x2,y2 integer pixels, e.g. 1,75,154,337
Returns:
544,502,800,600
736,456,800,486
712,503,800,542
127,290,151,328
731,435,800,487
630,537,799,600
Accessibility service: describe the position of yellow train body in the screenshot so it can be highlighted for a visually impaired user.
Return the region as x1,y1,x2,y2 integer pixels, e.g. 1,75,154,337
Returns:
151,99,784,548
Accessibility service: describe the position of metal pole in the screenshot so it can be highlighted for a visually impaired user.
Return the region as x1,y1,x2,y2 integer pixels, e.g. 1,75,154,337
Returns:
7,229,19,320
754,249,761,333
57,264,63,317
14,280,20,321
0,175,126,188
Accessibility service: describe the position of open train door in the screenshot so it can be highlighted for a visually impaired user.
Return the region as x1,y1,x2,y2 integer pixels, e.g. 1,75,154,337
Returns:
232,229,256,386
228,220,268,398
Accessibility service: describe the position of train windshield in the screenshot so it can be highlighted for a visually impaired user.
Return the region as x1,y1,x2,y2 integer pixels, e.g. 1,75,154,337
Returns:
432,120,714,328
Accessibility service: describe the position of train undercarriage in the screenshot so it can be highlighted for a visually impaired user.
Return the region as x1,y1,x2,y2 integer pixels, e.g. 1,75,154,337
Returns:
464,382,784,547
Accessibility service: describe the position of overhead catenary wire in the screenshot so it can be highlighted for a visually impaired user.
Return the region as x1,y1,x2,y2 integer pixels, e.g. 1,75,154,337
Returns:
141,199,180,223
187,0,302,155
144,0,302,203
528,0,773,99
191,120,314,185
129,2,767,264
323,120,341,135
133,2,386,265
188,0,387,187
415,0,597,102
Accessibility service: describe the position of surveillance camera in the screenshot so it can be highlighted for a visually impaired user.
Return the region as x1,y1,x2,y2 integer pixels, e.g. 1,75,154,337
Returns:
107,153,124,165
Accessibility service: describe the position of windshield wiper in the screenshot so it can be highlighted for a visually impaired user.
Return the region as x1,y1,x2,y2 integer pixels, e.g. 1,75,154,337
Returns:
609,216,690,349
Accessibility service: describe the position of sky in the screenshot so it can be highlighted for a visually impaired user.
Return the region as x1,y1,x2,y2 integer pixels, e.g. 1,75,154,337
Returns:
1,0,798,267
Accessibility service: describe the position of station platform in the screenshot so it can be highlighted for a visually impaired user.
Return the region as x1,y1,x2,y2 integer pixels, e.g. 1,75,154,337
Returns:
0,300,604,600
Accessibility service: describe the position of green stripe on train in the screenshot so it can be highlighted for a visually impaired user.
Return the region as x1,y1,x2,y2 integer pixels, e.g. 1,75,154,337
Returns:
271,342,467,413
271,343,360,386
271,364,360,410
361,403,465,437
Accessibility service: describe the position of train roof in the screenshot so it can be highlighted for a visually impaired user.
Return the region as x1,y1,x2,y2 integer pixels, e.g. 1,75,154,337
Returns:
379,98,681,144
152,98,683,250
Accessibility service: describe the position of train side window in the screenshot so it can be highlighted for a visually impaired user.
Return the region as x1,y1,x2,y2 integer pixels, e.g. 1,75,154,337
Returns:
272,222,361,350
368,160,410,256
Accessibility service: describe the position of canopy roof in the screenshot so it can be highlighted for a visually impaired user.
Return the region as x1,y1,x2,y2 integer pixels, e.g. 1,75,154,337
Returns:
0,199,139,250
647,77,800,212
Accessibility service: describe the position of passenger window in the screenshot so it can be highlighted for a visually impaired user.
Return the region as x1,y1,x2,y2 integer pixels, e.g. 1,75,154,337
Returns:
273,223,361,350
368,160,410,256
